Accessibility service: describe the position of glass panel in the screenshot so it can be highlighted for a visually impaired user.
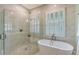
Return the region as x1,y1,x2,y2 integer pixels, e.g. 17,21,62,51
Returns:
0,8,39,55
0,10,4,55
30,14,40,33
4,9,28,54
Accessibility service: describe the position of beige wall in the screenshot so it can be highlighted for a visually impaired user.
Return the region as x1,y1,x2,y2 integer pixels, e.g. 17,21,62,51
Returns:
30,4,77,54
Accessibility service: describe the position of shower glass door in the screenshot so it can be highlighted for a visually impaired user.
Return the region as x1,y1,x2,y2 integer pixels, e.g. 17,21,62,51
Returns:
0,8,39,55
0,9,29,55
4,9,30,55
0,10,5,55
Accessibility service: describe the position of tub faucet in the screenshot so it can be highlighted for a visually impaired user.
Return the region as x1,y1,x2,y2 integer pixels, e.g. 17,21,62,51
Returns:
51,34,56,41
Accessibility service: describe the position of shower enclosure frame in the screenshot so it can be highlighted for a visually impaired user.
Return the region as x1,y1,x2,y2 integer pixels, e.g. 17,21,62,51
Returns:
0,9,6,55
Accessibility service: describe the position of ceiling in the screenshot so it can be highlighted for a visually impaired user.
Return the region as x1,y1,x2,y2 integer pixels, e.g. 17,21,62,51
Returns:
22,4,43,10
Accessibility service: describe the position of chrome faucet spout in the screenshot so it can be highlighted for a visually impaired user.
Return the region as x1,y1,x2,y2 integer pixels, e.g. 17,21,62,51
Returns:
51,34,56,41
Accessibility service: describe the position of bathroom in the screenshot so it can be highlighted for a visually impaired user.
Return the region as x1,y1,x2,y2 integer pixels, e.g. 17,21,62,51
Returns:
0,4,79,55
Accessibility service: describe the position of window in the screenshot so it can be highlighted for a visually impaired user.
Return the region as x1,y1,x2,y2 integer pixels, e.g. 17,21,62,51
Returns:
30,14,40,33
5,23,12,32
45,10,65,37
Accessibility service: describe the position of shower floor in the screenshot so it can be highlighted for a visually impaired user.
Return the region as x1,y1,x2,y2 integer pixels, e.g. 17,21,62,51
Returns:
7,43,39,55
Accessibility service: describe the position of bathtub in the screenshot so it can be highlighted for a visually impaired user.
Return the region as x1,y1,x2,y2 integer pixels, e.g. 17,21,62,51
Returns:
36,39,73,55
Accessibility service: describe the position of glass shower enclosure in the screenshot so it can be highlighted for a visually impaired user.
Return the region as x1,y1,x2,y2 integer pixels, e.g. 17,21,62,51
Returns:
0,9,5,55
0,9,29,55
0,7,39,55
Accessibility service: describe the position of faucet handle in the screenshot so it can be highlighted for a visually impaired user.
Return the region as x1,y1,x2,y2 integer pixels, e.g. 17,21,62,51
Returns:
52,34,56,40
51,34,55,37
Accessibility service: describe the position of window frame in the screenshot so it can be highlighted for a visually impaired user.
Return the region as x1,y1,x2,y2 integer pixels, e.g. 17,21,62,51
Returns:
45,9,65,37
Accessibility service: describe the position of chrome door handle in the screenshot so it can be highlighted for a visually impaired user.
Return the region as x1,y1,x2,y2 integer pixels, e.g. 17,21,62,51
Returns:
0,34,3,40
0,34,2,39
0,34,6,40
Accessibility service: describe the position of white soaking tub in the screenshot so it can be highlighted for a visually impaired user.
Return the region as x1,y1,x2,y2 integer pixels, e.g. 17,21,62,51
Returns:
36,39,74,55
